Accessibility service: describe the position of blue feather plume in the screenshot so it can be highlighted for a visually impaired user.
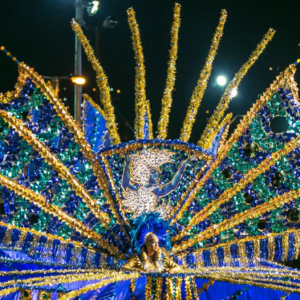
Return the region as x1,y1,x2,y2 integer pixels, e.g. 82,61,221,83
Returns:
130,212,175,254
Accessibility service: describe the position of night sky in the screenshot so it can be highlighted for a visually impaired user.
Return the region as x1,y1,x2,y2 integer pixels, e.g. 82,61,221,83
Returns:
1,0,300,144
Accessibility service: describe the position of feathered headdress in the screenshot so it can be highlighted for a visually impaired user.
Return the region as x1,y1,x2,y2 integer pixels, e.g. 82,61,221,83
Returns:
130,212,176,254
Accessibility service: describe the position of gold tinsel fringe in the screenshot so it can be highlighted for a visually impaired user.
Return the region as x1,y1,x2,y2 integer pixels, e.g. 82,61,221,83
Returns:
180,10,227,143
71,20,120,144
157,3,181,140
58,273,139,300
82,94,106,117
127,8,150,139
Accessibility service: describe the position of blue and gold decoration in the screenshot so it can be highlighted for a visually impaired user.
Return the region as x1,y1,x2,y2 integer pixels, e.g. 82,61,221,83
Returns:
1,2,300,299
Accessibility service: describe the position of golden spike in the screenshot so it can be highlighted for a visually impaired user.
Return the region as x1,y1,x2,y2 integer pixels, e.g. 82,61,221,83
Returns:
173,133,300,243
82,94,106,117
157,3,181,139
18,64,129,235
146,100,153,139
127,8,150,139
172,167,300,254
198,28,276,147
0,110,113,232
179,10,227,142
71,20,120,144
171,64,296,225
199,112,232,150
0,174,119,256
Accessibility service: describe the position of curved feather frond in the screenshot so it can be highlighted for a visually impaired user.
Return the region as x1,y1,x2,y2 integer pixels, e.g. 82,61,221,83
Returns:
17,63,129,235
172,65,297,224
179,10,227,142
157,3,181,140
127,8,152,140
199,28,276,148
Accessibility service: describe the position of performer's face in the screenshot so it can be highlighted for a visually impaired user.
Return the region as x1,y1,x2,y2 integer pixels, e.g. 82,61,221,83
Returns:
146,238,159,253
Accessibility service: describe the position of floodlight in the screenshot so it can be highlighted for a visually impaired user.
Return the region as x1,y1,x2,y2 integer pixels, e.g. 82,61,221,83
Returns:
230,88,238,98
71,76,86,85
216,75,227,86
87,1,99,16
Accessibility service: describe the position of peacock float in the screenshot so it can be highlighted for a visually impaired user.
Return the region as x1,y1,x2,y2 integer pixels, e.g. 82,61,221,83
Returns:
1,3,300,299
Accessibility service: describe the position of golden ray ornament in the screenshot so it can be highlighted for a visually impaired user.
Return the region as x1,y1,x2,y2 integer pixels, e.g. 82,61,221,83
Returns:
180,9,227,142
127,7,151,139
71,20,121,144
82,93,106,117
157,3,181,140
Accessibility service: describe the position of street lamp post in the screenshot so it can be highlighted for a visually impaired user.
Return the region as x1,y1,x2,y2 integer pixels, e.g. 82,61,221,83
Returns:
43,76,69,97
74,1,100,127
75,0,84,127
94,16,118,102
43,75,86,99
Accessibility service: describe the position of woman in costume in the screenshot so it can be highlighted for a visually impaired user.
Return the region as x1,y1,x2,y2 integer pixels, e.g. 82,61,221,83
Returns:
122,232,181,273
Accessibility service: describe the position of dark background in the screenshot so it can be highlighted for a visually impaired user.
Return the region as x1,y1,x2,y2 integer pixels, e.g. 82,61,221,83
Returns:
0,0,300,144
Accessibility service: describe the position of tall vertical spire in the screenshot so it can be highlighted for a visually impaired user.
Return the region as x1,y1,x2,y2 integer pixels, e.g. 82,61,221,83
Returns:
179,10,227,143
71,20,121,145
127,8,152,140
157,3,181,140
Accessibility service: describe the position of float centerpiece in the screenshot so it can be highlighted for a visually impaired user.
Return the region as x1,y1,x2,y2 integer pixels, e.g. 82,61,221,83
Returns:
0,3,300,300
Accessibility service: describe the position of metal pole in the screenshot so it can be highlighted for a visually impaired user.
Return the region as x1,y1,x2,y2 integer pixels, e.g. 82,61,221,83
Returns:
75,0,83,127
95,26,101,104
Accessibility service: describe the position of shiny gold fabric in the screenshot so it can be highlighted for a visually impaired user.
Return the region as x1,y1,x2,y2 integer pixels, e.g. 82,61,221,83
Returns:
123,247,179,273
